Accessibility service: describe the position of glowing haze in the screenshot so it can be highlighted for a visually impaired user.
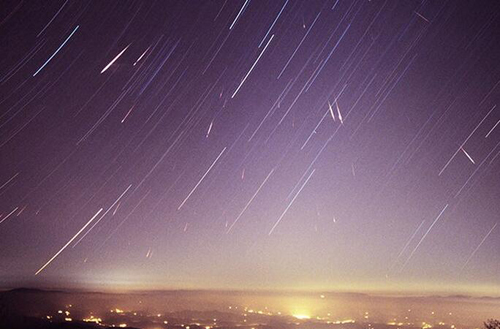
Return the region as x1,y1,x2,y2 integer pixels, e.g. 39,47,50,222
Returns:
0,0,499,296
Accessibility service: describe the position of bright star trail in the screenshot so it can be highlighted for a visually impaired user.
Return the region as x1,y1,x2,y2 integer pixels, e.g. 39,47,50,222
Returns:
0,0,499,300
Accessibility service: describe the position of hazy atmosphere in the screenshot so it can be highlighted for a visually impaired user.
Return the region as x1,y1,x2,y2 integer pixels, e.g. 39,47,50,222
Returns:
1,0,500,328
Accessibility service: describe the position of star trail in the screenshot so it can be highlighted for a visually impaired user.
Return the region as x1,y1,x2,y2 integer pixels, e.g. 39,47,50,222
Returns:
0,0,500,296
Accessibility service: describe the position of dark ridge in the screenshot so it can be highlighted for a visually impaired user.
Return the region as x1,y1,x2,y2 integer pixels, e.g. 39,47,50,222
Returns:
2,287,64,294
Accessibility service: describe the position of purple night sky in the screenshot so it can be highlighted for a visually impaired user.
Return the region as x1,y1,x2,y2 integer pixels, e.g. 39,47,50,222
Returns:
1,0,500,295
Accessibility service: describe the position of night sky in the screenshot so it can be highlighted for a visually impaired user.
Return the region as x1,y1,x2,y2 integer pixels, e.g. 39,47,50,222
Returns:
1,0,500,295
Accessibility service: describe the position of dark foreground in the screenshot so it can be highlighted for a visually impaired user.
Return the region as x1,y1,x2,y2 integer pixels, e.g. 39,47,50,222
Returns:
1,288,499,329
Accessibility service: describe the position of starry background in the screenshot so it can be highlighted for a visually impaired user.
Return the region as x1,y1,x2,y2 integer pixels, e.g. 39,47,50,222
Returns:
0,0,500,295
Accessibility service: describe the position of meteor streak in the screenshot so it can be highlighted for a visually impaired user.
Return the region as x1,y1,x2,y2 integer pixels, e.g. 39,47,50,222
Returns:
101,44,131,74
461,147,475,164
328,101,336,121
